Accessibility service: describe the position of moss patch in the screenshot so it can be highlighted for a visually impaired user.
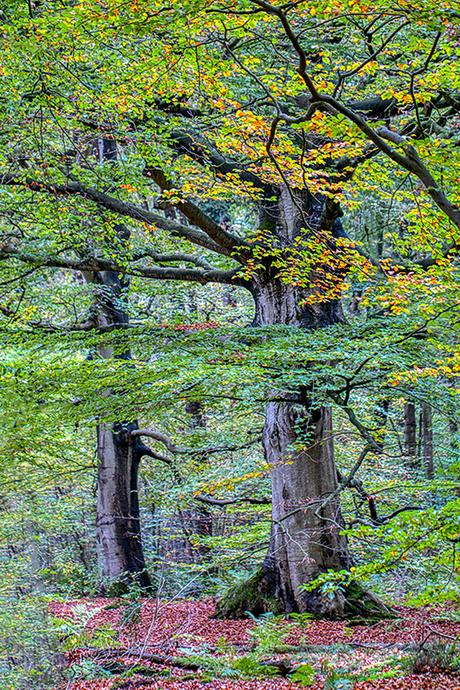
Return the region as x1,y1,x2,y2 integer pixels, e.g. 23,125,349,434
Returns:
213,569,284,619
342,580,396,621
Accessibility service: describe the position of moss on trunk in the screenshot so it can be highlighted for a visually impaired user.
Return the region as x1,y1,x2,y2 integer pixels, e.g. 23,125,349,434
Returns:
214,570,394,621
342,580,395,621
213,568,284,619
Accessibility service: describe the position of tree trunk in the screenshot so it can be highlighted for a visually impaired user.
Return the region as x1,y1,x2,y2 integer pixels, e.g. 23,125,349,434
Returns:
373,398,390,454
91,266,154,592
262,400,350,615
404,401,417,458
215,191,390,618
96,421,151,590
215,278,389,619
421,402,434,480
254,278,352,615
449,418,458,449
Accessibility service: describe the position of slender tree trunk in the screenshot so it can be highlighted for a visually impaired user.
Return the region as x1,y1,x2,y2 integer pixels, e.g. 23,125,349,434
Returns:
421,402,434,480
404,401,417,458
166,400,212,569
185,400,213,555
373,398,390,454
450,419,459,448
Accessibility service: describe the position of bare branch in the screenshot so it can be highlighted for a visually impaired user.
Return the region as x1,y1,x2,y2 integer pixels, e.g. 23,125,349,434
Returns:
195,494,270,506
0,244,246,286
131,427,185,454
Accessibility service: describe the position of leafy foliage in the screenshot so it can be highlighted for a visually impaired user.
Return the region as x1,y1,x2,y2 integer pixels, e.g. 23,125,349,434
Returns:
2,0,460,683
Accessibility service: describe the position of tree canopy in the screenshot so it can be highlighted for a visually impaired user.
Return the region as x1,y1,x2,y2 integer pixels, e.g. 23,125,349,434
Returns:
2,0,460,686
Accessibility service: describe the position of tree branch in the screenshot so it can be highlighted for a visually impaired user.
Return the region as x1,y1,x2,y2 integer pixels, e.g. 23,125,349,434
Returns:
249,3,460,233
131,427,185,454
160,127,270,193
195,494,270,506
134,249,216,270
144,166,251,255
136,443,173,465
0,244,246,286
0,173,242,257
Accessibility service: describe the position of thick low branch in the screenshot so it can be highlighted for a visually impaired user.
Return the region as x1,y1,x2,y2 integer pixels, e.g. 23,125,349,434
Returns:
137,444,174,465
196,494,270,506
0,173,242,257
136,249,215,270
87,649,201,671
131,427,185,454
0,244,245,286
145,166,251,256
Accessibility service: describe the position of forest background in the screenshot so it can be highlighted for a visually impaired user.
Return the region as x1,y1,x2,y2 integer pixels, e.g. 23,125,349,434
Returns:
2,0,460,686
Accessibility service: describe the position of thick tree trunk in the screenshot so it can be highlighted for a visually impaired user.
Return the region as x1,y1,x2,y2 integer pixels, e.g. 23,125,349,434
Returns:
96,421,151,590
216,182,394,618
215,278,389,619
254,278,351,615
216,193,390,618
210,274,356,618
262,401,350,615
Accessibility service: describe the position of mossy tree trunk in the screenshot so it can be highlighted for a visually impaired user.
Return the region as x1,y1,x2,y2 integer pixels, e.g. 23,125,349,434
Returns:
250,276,351,616
217,192,390,619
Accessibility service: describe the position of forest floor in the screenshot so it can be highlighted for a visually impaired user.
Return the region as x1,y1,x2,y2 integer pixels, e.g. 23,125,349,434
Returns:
50,598,460,690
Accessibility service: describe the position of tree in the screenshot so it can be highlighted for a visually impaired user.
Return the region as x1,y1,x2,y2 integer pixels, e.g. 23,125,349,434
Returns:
78,138,155,590
1,0,460,615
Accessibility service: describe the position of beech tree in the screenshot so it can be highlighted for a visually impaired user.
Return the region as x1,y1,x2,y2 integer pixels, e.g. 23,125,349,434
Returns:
85,139,154,590
1,0,460,616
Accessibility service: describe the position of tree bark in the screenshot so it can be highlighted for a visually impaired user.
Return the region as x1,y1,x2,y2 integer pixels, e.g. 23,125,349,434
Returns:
91,267,153,591
96,421,151,589
421,402,434,480
404,401,417,458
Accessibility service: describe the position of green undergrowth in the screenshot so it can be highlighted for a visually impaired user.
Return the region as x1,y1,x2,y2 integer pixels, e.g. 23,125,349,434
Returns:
400,639,460,675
